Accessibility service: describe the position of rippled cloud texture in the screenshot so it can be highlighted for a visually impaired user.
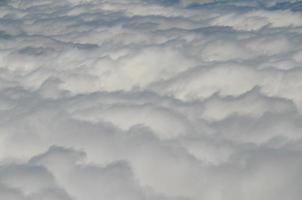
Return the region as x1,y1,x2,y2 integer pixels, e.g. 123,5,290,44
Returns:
1,0,302,199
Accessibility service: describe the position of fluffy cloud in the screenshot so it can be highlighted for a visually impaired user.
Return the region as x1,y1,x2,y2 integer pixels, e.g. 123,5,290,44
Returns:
1,0,302,200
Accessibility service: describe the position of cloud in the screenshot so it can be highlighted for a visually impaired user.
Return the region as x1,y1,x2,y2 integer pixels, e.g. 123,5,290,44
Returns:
0,0,302,200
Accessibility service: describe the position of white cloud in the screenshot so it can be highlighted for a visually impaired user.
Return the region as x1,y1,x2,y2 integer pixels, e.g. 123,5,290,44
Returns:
1,0,302,200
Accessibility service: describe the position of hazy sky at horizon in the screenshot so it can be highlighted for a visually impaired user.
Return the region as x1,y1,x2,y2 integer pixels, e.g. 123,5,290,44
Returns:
0,0,302,199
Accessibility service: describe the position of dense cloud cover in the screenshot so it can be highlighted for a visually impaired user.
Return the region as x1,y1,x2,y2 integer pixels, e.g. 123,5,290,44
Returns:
1,0,302,199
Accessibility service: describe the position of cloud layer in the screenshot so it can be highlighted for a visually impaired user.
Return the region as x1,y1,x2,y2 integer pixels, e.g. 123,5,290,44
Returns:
1,0,302,199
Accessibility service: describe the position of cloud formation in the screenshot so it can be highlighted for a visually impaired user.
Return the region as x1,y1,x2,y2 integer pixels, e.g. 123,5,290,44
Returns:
1,0,302,200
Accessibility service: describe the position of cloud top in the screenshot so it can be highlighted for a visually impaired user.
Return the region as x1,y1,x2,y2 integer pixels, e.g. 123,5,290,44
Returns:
0,0,302,200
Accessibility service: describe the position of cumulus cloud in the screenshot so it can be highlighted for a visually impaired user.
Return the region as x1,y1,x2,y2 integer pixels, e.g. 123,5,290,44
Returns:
0,0,302,200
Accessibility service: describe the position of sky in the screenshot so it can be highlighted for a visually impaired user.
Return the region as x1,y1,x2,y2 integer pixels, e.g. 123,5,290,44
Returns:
0,0,302,200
